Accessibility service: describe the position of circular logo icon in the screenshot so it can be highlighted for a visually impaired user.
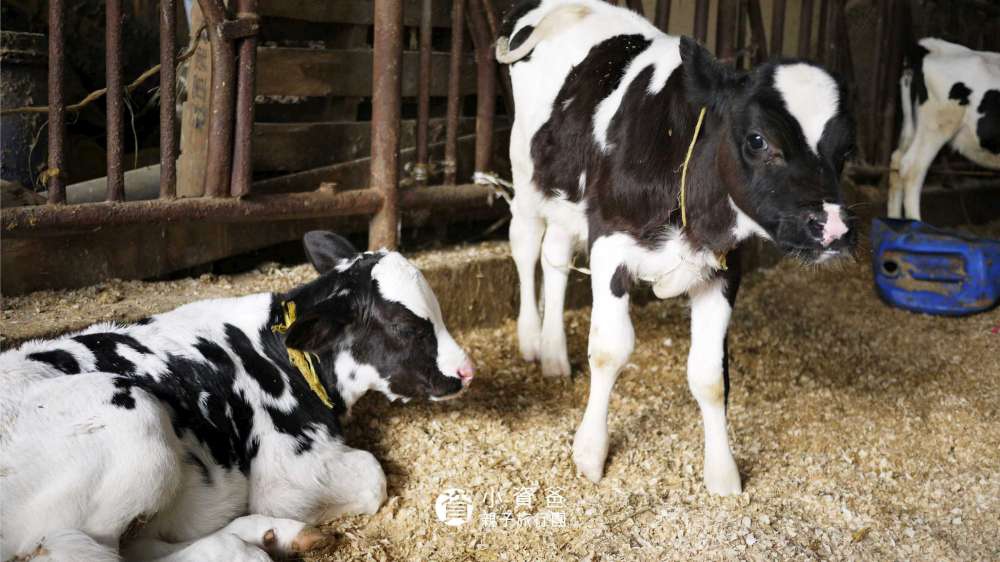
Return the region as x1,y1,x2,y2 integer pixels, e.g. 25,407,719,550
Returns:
434,488,473,526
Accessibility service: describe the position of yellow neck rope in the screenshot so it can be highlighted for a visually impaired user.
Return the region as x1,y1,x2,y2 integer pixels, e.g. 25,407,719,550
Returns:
271,300,334,409
679,106,727,271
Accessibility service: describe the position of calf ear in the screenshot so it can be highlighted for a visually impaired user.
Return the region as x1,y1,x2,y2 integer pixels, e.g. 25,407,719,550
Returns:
680,36,744,113
303,231,358,273
283,297,354,351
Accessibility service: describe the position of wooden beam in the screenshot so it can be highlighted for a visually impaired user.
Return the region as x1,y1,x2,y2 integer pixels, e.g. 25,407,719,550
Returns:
258,0,452,27
252,118,475,172
256,48,476,98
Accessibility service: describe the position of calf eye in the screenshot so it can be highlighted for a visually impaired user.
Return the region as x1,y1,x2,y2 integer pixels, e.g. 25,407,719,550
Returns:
746,133,768,152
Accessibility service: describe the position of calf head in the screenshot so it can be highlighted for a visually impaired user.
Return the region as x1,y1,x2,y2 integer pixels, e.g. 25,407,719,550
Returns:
280,231,474,407
682,37,858,262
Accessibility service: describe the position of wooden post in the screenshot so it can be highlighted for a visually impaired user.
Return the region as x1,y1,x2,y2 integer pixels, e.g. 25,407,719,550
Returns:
369,0,403,249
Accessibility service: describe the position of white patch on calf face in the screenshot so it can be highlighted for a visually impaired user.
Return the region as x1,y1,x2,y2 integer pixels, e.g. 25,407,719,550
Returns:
773,63,840,154
729,198,771,241
333,350,403,410
370,252,468,380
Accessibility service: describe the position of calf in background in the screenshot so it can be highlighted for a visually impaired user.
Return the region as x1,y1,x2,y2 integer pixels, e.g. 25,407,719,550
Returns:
889,38,1000,220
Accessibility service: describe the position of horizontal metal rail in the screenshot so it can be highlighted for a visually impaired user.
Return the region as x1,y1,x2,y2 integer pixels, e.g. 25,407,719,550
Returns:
2,185,495,235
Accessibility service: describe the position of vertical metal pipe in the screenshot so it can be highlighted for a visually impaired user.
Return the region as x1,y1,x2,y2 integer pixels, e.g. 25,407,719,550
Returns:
625,0,644,17
746,0,768,64
369,0,403,250
197,0,236,198
416,0,433,187
798,0,814,59
655,0,671,33
694,0,710,45
444,0,465,185
230,0,258,197
823,0,839,70
467,0,495,174
106,0,125,202
735,0,747,67
770,0,785,56
817,0,829,62
478,0,515,119
159,0,177,199
717,0,739,61
47,0,66,204
870,0,889,160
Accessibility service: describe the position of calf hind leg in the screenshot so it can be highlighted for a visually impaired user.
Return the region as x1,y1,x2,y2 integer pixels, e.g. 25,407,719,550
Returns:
539,224,574,376
510,205,545,362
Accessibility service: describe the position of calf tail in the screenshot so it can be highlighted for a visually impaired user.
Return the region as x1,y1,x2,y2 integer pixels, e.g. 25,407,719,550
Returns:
495,4,592,64
22,529,120,562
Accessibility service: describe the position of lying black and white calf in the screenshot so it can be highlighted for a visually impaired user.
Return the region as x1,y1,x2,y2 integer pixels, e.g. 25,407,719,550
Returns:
889,38,1000,220
0,232,474,561
497,0,856,494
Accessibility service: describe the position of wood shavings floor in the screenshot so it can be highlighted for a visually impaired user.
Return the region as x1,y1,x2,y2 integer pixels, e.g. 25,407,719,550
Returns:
313,258,1000,561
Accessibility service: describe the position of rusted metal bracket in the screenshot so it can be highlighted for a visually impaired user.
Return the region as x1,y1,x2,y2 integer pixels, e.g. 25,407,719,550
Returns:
220,13,260,41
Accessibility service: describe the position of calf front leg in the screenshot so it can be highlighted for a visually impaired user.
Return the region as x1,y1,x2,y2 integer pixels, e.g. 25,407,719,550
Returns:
573,236,634,482
688,276,741,495
510,204,545,362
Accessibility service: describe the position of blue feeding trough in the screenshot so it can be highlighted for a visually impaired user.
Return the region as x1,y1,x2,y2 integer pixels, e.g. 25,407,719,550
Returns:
871,218,1000,316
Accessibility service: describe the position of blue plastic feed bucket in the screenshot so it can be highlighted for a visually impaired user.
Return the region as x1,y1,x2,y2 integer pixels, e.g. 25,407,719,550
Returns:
871,218,1000,316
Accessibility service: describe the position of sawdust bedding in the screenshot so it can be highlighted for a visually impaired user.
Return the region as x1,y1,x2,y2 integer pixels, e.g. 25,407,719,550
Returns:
313,258,999,561
4,233,1000,561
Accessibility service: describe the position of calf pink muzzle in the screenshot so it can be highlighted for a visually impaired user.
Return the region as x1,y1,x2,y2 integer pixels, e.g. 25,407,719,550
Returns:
821,203,849,247
458,359,476,385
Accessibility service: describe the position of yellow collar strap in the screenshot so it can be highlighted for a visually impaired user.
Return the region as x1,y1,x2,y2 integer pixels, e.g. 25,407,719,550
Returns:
679,106,727,271
271,300,334,409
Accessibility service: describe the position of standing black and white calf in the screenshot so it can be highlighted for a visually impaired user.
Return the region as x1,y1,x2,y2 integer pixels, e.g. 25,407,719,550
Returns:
0,232,475,561
497,0,856,494
889,38,1000,220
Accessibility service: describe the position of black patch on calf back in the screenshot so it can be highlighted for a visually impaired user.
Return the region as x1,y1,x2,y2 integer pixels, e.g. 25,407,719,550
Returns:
73,333,152,375
948,82,972,106
531,34,651,203
977,90,1000,155
108,337,261,474
27,350,80,374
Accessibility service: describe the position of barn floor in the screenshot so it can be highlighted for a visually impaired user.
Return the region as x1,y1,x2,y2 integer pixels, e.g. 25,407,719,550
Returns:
4,227,1000,561
314,260,1000,560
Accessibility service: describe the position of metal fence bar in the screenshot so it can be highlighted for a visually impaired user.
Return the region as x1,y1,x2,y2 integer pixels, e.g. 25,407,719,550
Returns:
159,0,177,199
106,0,125,201
197,0,236,198
655,0,671,32
746,0,768,64
694,0,710,44
369,0,403,249
717,0,739,61
770,0,785,56
47,0,67,204
416,0,433,187
444,0,465,185
230,0,259,197
817,0,829,61
798,0,814,58
625,0,644,16
479,0,515,118
467,0,495,174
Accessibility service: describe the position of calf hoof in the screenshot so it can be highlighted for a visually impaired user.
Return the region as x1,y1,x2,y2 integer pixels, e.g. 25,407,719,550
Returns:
704,456,742,496
572,425,608,483
518,337,541,363
517,318,542,362
540,350,571,377
290,526,333,554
